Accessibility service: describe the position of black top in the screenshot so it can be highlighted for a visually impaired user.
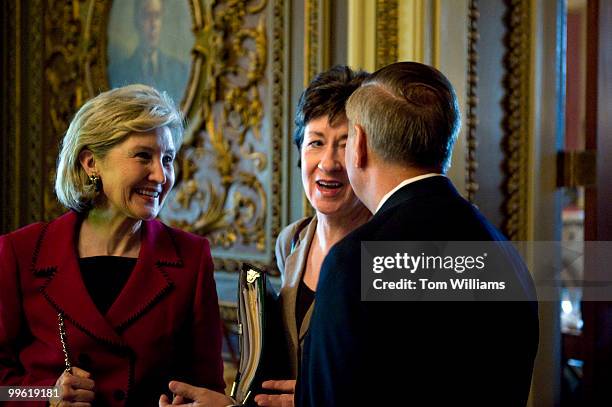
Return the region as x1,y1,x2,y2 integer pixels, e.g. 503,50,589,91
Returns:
296,279,315,333
79,256,137,315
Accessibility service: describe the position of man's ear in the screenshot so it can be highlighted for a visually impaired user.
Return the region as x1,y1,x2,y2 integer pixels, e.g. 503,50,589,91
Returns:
353,124,368,168
78,149,97,175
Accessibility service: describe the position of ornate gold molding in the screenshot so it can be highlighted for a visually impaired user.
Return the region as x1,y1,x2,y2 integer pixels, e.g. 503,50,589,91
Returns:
25,0,44,225
375,0,398,69
502,0,531,240
304,0,329,85
162,1,279,272
304,0,318,87
43,0,108,221
39,0,287,272
270,0,285,267
3,0,47,231
465,0,479,203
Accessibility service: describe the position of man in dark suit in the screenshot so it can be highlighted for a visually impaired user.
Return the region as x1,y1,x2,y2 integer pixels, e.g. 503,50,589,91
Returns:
296,62,539,406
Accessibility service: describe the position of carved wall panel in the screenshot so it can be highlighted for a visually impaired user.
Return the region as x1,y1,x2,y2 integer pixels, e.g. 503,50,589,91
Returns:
304,0,329,84
465,0,479,203
2,0,49,233
374,0,530,239
40,0,287,272
43,0,108,221
501,0,530,240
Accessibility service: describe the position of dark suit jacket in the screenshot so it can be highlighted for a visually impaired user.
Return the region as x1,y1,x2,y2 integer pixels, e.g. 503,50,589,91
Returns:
297,176,539,407
0,211,225,406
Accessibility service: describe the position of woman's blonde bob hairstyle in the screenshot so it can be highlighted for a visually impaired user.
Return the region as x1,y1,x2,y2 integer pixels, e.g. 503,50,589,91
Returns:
55,84,184,212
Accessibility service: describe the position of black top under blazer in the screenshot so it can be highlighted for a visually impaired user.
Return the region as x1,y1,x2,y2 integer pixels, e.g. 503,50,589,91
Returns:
296,176,539,407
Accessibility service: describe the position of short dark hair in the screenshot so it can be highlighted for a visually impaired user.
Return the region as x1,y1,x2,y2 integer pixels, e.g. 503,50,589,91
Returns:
294,65,369,153
346,61,460,173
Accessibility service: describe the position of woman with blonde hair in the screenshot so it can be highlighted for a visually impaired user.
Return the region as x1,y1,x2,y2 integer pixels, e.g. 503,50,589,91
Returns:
0,84,225,406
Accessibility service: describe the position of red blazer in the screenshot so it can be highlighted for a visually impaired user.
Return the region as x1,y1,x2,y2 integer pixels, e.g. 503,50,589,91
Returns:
0,211,225,406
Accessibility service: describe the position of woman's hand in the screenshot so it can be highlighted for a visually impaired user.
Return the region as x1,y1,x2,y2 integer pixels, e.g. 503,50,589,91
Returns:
49,366,95,407
158,381,234,407
254,380,295,407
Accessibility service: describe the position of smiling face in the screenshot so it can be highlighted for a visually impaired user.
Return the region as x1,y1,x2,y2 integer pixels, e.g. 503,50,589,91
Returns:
301,115,362,217
94,127,176,221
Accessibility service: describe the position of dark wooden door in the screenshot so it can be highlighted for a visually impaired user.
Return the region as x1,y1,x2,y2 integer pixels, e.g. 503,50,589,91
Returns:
581,0,612,404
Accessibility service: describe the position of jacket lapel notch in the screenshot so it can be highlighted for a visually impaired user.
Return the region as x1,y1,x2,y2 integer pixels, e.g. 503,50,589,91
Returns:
30,222,51,276
295,221,317,343
37,212,126,346
153,222,183,267
281,218,317,356
31,217,63,278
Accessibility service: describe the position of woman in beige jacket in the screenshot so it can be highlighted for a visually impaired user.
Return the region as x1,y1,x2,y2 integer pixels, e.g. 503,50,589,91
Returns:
254,66,372,407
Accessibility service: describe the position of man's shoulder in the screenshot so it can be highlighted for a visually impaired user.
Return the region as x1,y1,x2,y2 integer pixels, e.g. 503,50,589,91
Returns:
374,188,504,241
328,221,372,258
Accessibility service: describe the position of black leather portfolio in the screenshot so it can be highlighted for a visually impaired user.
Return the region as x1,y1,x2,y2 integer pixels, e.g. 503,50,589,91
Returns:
231,263,289,406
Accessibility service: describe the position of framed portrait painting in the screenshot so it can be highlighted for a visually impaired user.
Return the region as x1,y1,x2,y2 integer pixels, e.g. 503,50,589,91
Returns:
107,0,193,104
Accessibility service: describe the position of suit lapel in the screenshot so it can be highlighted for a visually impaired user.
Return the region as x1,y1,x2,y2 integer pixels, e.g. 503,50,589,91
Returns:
105,220,177,332
280,218,317,363
37,212,125,347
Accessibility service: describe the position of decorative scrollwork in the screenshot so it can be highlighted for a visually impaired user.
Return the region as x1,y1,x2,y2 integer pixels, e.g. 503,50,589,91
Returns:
304,0,322,84
43,0,83,221
162,1,270,258
465,0,479,203
43,0,107,221
502,0,530,240
267,0,286,275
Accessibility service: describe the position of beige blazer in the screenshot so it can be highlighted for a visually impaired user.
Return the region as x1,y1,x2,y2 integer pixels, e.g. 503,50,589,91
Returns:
275,216,317,377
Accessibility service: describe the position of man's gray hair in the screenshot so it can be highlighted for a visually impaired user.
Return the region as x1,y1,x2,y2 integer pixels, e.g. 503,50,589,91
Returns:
346,61,460,173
